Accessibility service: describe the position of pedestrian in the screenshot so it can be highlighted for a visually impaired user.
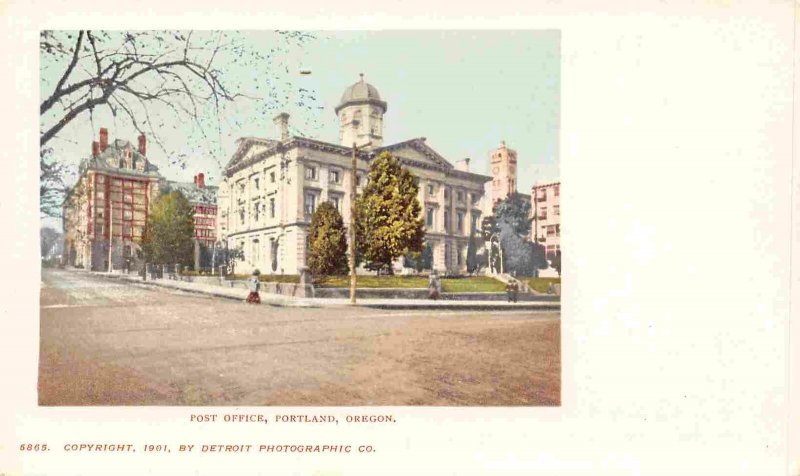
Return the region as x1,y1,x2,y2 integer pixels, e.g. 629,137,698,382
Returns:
246,269,261,304
506,278,519,303
428,270,441,300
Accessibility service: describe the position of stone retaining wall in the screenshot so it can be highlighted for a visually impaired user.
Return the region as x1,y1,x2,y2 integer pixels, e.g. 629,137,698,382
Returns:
313,288,558,301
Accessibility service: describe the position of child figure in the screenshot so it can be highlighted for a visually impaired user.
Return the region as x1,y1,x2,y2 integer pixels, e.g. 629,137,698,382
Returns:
246,269,261,304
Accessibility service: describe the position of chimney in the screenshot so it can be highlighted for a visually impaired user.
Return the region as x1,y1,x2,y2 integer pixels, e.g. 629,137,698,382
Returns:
99,128,109,152
197,172,205,188
273,113,290,142
138,133,146,156
91,140,99,157
456,157,471,172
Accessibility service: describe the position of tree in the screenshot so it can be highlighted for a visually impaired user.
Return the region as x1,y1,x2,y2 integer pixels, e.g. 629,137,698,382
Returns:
355,152,425,274
498,221,548,276
403,242,433,273
307,201,348,276
494,193,531,236
141,191,195,266
40,30,320,215
493,194,547,276
40,147,74,218
466,229,479,274
551,250,562,276
40,226,62,258
40,30,318,149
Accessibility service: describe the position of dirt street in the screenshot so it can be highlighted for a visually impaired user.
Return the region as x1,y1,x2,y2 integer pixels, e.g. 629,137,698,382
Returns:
39,269,560,406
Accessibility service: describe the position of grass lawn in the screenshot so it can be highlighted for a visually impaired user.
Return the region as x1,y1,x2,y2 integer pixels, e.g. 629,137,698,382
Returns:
522,277,561,294
226,274,301,283
441,276,507,293
315,275,507,292
315,275,428,288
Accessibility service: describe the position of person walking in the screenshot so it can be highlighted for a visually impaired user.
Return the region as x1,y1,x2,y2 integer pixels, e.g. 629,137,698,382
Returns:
246,269,261,304
428,270,441,300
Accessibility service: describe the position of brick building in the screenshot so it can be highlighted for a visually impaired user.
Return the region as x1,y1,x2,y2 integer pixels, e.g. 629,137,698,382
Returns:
63,127,218,271
63,128,161,271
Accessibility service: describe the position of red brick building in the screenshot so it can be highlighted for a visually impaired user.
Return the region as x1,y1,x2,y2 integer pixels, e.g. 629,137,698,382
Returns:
63,128,218,271
63,128,161,271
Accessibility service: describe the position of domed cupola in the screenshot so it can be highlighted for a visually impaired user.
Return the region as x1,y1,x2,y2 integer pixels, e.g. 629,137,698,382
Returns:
337,74,387,148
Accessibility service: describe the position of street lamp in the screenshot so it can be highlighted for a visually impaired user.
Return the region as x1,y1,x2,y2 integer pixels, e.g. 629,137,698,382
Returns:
489,233,504,275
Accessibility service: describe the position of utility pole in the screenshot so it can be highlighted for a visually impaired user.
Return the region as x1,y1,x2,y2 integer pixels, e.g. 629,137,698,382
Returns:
107,197,113,272
349,127,359,305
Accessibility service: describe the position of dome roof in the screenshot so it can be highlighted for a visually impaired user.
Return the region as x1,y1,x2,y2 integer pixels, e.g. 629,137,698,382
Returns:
335,74,388,113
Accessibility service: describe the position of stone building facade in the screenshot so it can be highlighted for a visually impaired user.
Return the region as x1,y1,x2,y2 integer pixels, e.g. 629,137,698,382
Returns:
531,181,561,259
216,77,492,276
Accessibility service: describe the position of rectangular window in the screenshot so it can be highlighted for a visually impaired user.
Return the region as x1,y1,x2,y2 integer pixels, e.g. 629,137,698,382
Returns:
444,188,450,200
97,190,105,200
539,207,547,220
547,225,556,236
305,192,317,216
554,185,560,196
270,171,276,183
426,207,435,228
254,177,260,190
329,169,341,184
554,205,560,216
330,195,341,212
270,198,276,218
457,245,464,265
456,191,464,202
427,184,434,195
305,166,317,180
253,201,260,221
471,193,479,205
444,208,451,233
123,208,133,220
356,174,362,187
456,211,464,235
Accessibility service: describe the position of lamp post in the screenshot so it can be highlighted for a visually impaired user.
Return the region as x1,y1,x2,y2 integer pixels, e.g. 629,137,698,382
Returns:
489,233,504,275
107,198,113,272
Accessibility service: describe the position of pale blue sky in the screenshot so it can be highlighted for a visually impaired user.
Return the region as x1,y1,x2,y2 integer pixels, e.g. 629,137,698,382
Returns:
43,30,559,226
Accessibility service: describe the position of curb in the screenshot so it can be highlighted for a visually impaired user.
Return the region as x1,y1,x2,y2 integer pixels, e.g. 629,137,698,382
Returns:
95,272,560,311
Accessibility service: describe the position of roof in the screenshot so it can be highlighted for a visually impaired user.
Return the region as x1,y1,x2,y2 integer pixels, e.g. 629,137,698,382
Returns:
163,180,218,205
79,139,161,178
335,75,388,114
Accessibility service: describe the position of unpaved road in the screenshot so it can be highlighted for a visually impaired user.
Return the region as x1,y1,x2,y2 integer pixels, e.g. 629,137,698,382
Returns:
39,269,560,406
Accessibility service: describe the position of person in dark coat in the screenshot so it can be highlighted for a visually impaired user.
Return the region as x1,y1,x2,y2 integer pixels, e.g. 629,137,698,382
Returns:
246,269,261,304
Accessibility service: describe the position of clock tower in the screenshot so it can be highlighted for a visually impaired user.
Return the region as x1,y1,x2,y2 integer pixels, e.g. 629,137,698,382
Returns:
490,141,518,206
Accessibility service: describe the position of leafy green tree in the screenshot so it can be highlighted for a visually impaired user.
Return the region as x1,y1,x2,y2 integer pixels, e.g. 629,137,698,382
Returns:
466,230,480,274
403,242,433,273
307,201,348,276
494,193,531,236
551,250,562,276
141,191,195,266
355,152,425,274
493,194,547,276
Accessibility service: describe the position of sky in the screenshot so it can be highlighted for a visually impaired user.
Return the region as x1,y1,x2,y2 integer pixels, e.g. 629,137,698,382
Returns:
41,30,560,228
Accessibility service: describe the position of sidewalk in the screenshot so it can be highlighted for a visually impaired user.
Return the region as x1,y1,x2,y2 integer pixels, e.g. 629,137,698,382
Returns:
97,271,560,311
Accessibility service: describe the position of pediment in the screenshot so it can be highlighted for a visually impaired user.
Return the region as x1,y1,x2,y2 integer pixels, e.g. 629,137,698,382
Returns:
378,138,453,171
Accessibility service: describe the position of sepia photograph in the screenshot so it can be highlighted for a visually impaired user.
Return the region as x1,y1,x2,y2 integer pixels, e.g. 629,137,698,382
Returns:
38,30,562,406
